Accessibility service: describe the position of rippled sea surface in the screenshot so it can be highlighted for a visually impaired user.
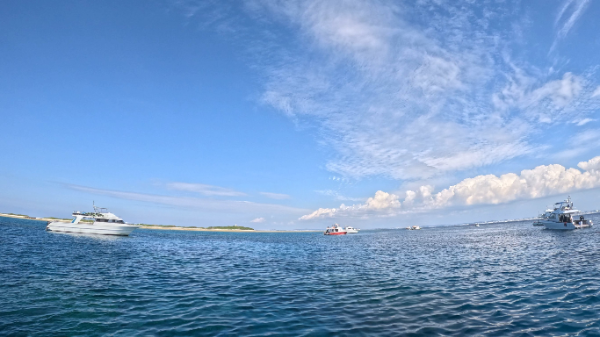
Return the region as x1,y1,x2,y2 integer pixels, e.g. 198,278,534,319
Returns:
3,216,600,336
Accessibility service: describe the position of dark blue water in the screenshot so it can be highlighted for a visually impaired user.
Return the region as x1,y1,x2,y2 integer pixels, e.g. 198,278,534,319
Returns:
2,216,600,336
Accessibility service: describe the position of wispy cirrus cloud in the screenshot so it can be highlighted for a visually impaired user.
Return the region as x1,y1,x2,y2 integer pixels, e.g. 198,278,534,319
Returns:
260,192,290,200
67,184,307,214
572,118,595,126
555,0,590,39
550,0,591,52
166,182,246,197
175,0,600,182
316,189,365,202
250,0,600,180
301,155,600,220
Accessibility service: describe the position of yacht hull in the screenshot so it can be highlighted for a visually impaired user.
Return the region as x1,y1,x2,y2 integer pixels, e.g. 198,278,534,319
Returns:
46,222,139,236
541,220,592,230
543,221,576,230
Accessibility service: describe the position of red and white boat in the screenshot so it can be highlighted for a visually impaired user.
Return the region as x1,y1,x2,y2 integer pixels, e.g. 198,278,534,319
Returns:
324,224,347,235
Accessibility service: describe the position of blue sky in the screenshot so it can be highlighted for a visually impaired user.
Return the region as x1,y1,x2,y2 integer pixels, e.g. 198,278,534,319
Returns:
2,0,600,229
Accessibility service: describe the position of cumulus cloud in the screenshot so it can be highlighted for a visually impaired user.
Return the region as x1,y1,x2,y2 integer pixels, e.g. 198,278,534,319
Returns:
300,190,400,220
300,156,600,220
250,217,265,223
577,156,600,171
260,192,291,200
166,182,246,197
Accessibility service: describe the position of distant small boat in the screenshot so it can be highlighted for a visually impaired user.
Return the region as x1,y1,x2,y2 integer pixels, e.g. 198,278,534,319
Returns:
411,226,421,230
324,224,347,235
475,223,480,227
345,226,359,234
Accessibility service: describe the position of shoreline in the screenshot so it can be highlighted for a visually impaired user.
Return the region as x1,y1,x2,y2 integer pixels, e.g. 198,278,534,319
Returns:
0,214,320,233
139,226,321,233
0,213,72,223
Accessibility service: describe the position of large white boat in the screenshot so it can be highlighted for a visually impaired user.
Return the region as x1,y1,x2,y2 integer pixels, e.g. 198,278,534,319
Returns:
46,204,139,236
345,226,360,234
539,197,593,230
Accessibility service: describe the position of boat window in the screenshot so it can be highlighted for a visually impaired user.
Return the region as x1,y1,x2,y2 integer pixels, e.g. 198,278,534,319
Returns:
116,220,125,224
96,218,108,222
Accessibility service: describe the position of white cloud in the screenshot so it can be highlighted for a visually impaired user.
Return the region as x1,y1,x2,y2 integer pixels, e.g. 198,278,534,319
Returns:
527,72,583,109
250,217,265,223
592,86,600,98
573,118,595,126
166,182,246,197
299,207,338,220
301,156,600,220
301,190,400,220
260,192,290,200
493,71,600,124
577,156,600,171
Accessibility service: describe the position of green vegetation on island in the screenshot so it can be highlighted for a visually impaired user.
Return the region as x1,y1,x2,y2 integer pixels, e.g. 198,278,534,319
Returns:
206,226,254,230
138,224,254,231
137,224,177,227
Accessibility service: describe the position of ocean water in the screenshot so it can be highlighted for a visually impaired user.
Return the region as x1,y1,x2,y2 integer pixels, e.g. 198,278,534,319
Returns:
2,216,600,336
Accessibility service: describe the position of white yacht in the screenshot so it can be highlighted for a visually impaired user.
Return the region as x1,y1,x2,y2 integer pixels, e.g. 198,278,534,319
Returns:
345,226,360,234
46,204,139,236
539,197,593,230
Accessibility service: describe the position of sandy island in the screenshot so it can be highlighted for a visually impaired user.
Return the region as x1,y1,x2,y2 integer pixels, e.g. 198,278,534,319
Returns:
0,213,73,223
